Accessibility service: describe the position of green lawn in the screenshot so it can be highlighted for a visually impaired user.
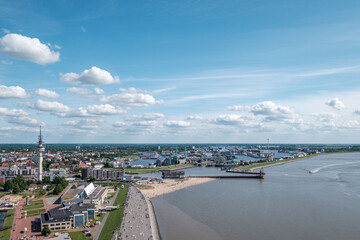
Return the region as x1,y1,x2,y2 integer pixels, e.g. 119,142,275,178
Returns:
0,209,16,240
22,208,45,218
69,231,93,240
22,200,44,210
98,185,129,240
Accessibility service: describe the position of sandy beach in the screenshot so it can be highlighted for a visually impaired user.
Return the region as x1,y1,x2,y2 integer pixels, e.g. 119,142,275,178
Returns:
138,178,214,199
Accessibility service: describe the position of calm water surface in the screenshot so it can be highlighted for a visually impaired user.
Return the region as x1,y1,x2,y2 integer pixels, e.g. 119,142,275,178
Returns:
151,153,360,240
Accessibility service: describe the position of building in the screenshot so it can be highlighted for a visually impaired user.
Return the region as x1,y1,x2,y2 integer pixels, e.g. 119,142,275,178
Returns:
40,203,95,231
81,168,123,181
81,168,90,180
81,183,108,209
37,127,45,182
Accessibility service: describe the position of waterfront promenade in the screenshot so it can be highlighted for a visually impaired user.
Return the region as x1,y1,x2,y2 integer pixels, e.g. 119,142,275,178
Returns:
118,185,156,240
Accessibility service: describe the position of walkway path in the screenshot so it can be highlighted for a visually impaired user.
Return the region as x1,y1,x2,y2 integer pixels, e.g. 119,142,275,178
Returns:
118,186,153,240
94,188,120,240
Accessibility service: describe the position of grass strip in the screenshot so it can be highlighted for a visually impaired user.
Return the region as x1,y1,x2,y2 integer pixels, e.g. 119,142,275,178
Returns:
98,184,129,240
69,231,93,240
22,208,45,218
0,209,16,240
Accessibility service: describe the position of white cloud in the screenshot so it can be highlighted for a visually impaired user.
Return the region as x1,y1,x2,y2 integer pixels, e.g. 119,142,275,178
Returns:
100,88,163,107
354,110,360,115
187,115,202,120
33,99,70,113
325,97,345,110
211,114,258,127
1,60,13,65
227,105,250,111
126,113,164,121
164,120,191,128
0,85,27,98
35,88,59,98
113,121,127,128
85,104,126,115
54,44,62,49
66,87,93,95
61,66,120,85
251,101,293,116
94,88,104,94
0,107,28,116
0,33,60,65
313,112,338,122
63,118,103,129
8,116,44,127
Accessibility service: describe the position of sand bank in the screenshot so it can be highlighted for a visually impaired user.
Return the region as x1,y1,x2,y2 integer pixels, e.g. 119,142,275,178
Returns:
138,178,214,199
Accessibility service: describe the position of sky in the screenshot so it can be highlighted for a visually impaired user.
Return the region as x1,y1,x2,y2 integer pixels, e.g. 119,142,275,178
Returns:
1,0,360,144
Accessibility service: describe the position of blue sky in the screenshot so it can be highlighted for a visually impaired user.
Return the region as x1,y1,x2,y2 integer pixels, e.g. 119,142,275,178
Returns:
1,0,360,143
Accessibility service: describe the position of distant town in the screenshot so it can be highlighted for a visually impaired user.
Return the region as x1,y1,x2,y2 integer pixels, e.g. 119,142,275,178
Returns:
1,132,359,240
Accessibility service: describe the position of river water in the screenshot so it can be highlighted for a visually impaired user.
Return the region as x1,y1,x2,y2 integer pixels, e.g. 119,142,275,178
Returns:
151,153,360,240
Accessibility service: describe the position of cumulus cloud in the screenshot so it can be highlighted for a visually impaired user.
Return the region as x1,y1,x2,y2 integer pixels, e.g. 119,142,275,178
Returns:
126,113,164,121
187,115,202,120
164,120,191,128
35,88,59,98
325,98,345,110
32,99,70,113
0,85,27,98
313,112,338,122
227,105,250,111
94,88,104,94
0,33,60,65
66,87,93,95
8,116,44,127
211,114,259,127
60,66,120,85
85,104,126,115
113,121,127,128
100,88,163,107
63,118,103,129
251,101,292,116
0,107,28,116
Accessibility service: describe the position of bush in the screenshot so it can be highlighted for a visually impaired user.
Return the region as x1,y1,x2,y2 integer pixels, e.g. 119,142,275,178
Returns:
42,226,51,236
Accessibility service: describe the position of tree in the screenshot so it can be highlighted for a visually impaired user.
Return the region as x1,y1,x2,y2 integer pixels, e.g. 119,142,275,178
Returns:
88,176,96,182
71,185,77,189
4,180,14,191
53,185,63,195
14,175,24,184
43,176,51,184
104,162,111,168
42,226,51,236
12,184,20,194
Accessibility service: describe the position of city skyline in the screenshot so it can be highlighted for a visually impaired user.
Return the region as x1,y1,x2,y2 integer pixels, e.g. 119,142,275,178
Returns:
1,1,360,143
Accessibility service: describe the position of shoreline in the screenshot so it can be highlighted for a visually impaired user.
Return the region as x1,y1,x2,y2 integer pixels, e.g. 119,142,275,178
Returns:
138,177,215,199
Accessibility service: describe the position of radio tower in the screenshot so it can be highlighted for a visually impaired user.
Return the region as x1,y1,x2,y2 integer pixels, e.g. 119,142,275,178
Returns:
37,126,45,182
